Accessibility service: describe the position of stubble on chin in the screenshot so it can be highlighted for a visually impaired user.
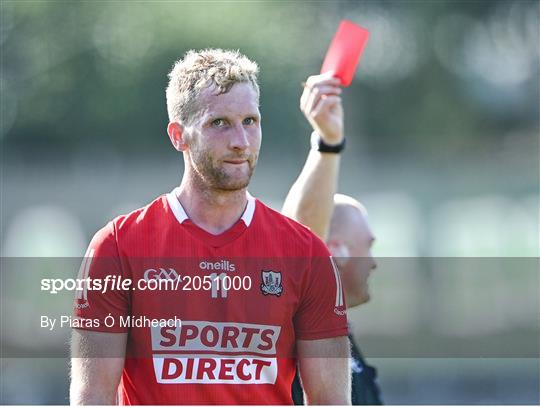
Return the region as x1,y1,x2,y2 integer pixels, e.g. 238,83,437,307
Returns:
191,150,256,191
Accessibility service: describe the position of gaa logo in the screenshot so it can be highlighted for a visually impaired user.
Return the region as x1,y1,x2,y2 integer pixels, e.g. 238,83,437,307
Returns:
143,268,180,281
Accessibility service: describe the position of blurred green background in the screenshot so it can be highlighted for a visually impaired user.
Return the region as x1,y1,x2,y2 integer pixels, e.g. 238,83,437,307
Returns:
1,0,539,404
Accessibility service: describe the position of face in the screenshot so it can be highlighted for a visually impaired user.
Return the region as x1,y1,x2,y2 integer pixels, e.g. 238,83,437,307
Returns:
183,82,262,191
338,211,376,308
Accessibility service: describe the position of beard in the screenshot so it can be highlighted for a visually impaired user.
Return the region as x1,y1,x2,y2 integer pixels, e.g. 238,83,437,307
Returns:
189,146,257,191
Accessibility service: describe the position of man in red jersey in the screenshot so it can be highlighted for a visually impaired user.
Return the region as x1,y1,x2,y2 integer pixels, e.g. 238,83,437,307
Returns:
70,49,350,405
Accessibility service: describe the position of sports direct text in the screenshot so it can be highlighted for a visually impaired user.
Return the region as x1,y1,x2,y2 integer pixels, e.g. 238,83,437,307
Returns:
151,321,281,384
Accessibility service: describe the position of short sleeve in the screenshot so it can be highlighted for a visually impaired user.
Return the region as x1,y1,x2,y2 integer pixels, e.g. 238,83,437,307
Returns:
73,221,130,333
294,234,349,340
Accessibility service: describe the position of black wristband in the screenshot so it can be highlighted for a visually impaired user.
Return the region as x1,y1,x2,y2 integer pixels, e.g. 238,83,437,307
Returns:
314,135,346,153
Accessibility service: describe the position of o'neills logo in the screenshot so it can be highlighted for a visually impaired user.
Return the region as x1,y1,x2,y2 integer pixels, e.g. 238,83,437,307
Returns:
199,260,235,272
151,321,280,384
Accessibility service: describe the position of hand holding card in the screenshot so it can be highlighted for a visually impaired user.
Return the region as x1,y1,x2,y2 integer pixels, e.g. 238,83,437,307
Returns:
321,20,370,86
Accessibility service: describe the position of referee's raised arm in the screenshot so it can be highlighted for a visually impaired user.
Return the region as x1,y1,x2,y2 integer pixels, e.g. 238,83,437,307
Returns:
282,73,344,241
283,72,382,405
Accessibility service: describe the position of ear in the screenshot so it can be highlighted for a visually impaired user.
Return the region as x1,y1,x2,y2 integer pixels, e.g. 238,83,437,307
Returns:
167,122,189,152
327,240,350,268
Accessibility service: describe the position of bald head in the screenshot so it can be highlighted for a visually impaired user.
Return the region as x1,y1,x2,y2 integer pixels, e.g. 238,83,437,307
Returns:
327,194,376,307
329,194,370,246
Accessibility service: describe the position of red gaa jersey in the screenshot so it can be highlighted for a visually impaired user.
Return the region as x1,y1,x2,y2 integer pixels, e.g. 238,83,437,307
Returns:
74,188,348,405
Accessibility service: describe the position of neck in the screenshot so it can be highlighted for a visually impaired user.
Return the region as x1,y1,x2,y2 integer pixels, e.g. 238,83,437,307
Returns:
176,173,248,235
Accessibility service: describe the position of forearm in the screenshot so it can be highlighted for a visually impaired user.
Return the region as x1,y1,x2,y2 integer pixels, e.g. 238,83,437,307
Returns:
70,330,126,405
70,377,117,405
282,142,341,240
70,356,123,405
298,336,351,405
301,356,350,405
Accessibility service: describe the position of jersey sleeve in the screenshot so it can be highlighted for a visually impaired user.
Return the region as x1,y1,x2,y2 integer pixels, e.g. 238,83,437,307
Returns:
73,221,130,333
294,234,349,340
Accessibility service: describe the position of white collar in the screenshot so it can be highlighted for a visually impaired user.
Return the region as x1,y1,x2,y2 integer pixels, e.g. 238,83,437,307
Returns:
166,187,256,227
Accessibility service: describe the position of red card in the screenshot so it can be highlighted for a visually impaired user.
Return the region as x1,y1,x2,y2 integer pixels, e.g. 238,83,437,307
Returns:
321,20,370,86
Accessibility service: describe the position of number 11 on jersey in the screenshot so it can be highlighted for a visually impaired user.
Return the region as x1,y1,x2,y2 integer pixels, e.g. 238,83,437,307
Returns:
210,273,228,298
209,273,252,298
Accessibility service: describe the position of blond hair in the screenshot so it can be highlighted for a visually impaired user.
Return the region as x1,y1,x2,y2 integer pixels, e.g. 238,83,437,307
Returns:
166,48,260,125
